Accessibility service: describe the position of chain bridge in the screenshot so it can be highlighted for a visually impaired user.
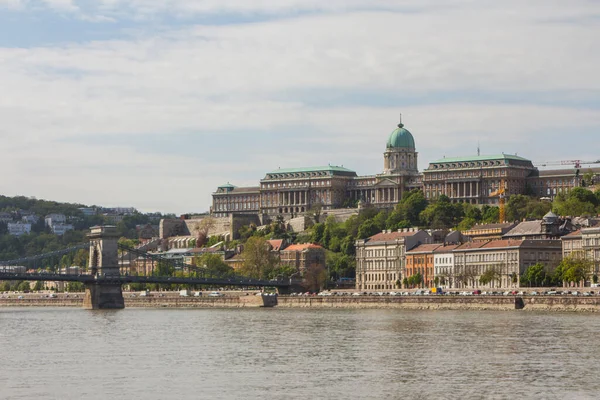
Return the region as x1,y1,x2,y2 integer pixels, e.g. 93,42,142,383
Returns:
0,226,293,309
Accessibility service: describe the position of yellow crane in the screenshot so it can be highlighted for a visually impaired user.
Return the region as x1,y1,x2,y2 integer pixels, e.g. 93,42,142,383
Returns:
489,179,506,223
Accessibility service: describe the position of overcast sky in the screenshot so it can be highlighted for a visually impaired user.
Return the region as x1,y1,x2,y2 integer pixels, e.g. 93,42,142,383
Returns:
1,0,598,214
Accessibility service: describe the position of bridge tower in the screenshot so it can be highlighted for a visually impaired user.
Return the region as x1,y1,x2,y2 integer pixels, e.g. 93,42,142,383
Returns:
83,226,125,309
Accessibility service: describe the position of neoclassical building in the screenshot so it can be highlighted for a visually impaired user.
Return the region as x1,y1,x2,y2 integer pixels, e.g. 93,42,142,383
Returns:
211,118,592,218
211,120,422,219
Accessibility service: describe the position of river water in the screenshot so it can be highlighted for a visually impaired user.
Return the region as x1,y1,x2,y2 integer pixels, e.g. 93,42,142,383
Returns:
1,308,599,399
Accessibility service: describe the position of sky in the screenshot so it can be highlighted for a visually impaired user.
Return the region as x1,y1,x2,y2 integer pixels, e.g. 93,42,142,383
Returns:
0,0,599,214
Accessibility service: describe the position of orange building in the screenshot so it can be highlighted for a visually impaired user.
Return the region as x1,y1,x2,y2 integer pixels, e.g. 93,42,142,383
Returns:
279,243,326,273
405,244,442,288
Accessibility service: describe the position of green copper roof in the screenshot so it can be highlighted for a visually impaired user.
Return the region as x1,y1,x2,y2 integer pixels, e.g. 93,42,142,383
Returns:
430,154,532,164
386,123,415,149
267,165,356,174
218,183,237,189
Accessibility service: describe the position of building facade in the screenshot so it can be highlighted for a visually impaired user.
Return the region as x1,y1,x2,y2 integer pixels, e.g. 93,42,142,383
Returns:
405,244,441,288
453,239,562,289
211,119,590,218
212,120,422,219
355,229,432,291
7,222,31,236
279,243,326,273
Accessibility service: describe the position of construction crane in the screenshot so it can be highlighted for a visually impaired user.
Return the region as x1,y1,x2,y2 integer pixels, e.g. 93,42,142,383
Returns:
489,179,506,223
535,159,600,169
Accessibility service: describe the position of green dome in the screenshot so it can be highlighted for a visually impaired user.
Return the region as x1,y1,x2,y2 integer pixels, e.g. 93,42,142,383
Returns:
386,123,415,149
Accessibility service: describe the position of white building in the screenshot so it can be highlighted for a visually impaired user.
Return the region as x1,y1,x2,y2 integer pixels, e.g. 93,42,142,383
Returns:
433,244,459,288
21,214,39,224
7,222,31,236
51,223,74,235
355,229,432,291
0,212,13,224
78,207,97,216
45,213,67,227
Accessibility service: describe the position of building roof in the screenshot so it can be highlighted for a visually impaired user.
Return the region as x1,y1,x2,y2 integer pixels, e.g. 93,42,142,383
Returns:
386,123,415,149
454,242,487,251
218,183,237,189
434,244,461,253
282,243,324,252
562,229,582,239
367,230,422,242
230,186,260,194
406,244,441,254
267,239,286,251
503,221,543,237
266,165,356,175
463,222,517,232
481,239,524,249
429,154,532,164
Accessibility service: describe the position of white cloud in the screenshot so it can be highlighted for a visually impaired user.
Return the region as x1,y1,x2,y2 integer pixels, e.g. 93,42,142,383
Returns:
0,2,599,212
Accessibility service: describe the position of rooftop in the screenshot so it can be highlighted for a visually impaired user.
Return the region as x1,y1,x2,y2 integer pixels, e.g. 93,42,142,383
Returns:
282,243,324,251
367,230,423,242
266,165,356,175
406,244,442,253
429,154,532,164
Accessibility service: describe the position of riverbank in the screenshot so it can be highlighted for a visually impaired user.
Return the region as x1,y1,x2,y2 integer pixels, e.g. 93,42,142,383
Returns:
278,295,600,312
4,294,600,312
0,294,275,308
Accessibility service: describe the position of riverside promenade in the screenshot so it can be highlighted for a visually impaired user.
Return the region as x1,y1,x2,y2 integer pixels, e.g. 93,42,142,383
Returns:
4,293,600,312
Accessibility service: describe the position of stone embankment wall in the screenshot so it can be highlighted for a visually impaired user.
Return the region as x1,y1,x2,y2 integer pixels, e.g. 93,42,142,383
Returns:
277,296,600,312
0,298,83,307
0,295,273,308
4,295,600,312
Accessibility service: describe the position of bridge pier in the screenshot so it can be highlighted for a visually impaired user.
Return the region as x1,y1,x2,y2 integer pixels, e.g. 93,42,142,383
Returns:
83,283,124,309
84,226,124,310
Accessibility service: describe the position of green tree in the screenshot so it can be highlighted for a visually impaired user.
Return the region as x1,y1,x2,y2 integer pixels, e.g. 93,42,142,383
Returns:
522,263,547,287
18,281,31,292
479,267,502,287
194,253,233,278
357,220,380,239
419,195,464,229
555,256,593,287
239,236,278,279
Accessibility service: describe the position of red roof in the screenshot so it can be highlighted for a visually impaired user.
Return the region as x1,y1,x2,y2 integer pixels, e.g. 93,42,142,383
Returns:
454,242,486,251
406,244,442,254
282,243,323,252
481,239,524,249
433,244,461,253
267,239,285,251
563,230,582,238
368,230,421,242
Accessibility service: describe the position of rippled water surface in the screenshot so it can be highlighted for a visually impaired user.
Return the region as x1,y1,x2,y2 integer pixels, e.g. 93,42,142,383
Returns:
2,308,600,399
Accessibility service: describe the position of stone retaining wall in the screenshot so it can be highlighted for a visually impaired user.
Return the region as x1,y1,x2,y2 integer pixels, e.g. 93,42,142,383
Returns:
4,295,600,312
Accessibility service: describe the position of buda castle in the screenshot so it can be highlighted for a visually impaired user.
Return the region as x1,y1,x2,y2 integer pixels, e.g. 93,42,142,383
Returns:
211,119,589,220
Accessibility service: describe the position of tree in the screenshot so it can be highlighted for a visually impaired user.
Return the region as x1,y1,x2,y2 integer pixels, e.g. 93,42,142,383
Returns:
303,263,327,292
521,263,547,287
558,256,592,287
554,187,598,217
239,237,278,279
310,201,323,224
33,281,44,291
67,282,84,292
194,217,216,248
407,273,423,288
419,195,464,229
357,220,380,239
479,267,501,287
194,253,233,278
18,281,31,292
